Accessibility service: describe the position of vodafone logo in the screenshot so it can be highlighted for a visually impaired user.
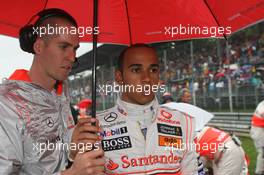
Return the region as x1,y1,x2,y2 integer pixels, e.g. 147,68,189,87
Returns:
157,110,180,125
161,110,172,119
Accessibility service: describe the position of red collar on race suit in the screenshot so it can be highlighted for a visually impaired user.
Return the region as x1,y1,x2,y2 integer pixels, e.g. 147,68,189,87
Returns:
8,69,63,95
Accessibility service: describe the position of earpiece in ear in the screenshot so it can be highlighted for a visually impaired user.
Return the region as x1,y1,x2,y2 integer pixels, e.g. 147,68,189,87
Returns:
19,24,38,54
19,8,77,54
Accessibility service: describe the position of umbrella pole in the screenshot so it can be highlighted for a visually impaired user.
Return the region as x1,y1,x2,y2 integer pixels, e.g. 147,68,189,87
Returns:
91,0,98,121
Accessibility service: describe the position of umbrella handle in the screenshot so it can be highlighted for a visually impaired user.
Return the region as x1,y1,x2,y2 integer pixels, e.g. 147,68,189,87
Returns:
91,0,98,126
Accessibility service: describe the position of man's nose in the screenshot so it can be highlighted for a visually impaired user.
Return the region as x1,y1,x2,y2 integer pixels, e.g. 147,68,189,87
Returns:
141,70,151,83
68,50,76,63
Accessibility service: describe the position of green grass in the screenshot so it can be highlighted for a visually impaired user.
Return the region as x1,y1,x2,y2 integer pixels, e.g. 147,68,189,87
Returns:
239,136,257,175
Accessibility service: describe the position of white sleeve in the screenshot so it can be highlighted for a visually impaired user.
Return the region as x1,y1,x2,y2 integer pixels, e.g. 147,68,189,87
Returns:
65,126,74,161
0,102,23,174
255,100,264,118
180,116,198,175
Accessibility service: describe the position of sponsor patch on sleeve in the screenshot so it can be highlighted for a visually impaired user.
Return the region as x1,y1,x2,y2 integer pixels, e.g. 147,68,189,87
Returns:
157,123,182,136
159,135,182,148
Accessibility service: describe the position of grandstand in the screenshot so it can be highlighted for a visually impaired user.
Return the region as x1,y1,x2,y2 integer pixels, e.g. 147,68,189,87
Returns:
68,22,264,117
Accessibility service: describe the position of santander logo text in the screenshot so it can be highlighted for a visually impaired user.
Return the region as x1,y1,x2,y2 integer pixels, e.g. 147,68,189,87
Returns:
121,151,182,168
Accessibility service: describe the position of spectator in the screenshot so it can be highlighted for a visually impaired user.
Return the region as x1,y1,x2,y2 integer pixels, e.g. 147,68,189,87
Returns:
178,88,192,103
161,92,174,104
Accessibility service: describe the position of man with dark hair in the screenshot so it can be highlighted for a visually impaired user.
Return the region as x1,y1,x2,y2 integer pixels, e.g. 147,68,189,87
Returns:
98,44,198,174
117,43,154,71
0,8,104,175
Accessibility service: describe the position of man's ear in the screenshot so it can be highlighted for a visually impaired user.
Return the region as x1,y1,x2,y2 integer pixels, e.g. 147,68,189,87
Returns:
158,80,165,87
33,38,44,54
115,69,123,85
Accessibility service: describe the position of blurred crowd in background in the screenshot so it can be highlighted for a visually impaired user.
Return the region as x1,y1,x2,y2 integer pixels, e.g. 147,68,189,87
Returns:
68,22,264,112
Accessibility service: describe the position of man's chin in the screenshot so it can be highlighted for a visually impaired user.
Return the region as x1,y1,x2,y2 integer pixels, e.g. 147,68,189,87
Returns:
137,94,155,105
56,75,68,82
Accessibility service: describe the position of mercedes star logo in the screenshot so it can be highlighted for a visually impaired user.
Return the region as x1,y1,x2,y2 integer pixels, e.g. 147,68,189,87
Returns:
46,117,54,128
104,112,118,122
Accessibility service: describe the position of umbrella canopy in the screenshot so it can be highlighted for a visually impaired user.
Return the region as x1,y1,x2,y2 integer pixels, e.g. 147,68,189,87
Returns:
1,0,264,45
1,0,264,118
